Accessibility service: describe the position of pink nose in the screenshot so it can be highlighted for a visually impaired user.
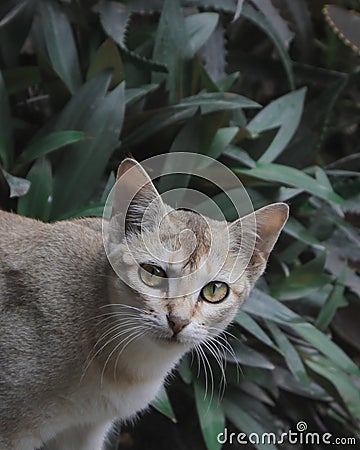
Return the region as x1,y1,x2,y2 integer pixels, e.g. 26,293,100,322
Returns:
167,315,190,335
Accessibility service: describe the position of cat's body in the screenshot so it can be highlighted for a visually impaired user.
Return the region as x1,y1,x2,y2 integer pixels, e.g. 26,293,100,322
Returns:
0,158,289,450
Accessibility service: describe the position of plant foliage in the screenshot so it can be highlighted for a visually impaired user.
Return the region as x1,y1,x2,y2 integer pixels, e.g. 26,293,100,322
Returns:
0,0,359,449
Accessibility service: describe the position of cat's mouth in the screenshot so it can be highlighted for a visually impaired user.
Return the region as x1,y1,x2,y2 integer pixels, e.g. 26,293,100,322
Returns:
151,332,194,348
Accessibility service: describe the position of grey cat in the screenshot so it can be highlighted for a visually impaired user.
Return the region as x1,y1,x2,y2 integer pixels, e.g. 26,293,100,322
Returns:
0,158,289,450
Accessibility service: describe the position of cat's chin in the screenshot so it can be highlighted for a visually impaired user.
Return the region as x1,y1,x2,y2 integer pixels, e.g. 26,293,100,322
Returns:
151,333,193,349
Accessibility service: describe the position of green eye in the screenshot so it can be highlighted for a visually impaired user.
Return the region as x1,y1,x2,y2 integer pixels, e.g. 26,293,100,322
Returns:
201,281,229,303
139,264,167,287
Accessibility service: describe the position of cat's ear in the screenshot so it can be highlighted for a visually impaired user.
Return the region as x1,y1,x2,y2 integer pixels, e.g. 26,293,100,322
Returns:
229,202,289,284
111,158,166,234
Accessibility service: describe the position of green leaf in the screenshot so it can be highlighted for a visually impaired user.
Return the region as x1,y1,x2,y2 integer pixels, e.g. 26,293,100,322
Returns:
283,216,325,250
87,39,124,89
315,270,347,331
194,379,224,450
244,289,360,376
242,4,295,90
306,357,360,419
235,310,278,351
271,253,334,300
207,127,238,159
99,1,131,47
234,163,345,205
0,70,14,169
265,321,310,387
151,386,177,423
1,167,30,198
40,0,82,94
247,88,306,163
52,82,125,218
216,72,240,92
0,0,36,67
228,341,274,369
17,158,52,221
18,131,86,164
185,13,219,56
223,396,277,450
125,84,159,105
152,0,191,103
174,92,261,113
53,72,112,132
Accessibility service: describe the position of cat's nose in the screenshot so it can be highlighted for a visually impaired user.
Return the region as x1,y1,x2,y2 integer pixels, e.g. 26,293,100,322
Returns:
167,315,190,335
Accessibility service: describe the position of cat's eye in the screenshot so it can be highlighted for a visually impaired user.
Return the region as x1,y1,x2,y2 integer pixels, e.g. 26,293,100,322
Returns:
201,281,229,303
139,264,167,287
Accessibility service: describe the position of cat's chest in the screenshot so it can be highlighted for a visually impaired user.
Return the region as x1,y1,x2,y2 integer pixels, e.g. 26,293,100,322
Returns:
39,377,162,443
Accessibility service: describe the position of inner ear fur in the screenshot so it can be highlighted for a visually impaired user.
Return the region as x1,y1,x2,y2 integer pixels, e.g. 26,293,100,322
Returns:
111,158,166,234
229,202,289,283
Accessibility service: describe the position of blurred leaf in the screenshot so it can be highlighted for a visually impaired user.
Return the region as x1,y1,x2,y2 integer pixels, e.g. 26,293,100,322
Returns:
17,158,52,221
99,1,131,47
87,39,124,89
194,379,224,450
53,71,112,132
242,4,295,90
233,0,245,22
158,112,202,193
306,357,360,419
223,395,277,450
244,289,360,376
216,72,240,92
228,341,274,369
250,0,294,49
266,321,310,386
1,166,30,198
175,92,261,113
0,70,13,169
207,127,238,159
185,13,219,55
18,131,85,164
246,88,306,163
0,0,36,66
125,84,159,105
2,66,41,94
151,386,177,423
234,163,345,205
224,146,256,168
283,216,325,251
236,310,278,351
122,107,197,149
271,253,334,300
315,270,347,332
52,82,125,217
152,0,191,103
324,5,360,55
40,0,82,94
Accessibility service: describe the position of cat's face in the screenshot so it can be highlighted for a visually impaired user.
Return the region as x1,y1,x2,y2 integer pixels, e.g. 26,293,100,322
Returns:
106,158,288,350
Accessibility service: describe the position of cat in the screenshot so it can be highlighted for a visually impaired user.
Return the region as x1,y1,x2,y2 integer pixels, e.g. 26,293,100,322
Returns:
0,157,288,450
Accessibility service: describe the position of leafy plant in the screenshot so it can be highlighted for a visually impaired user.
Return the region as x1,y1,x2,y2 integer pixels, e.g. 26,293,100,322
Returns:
0,0,359,449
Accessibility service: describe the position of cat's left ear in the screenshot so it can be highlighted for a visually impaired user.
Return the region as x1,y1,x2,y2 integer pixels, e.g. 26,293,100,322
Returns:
110,158,166,234
229,202,289,284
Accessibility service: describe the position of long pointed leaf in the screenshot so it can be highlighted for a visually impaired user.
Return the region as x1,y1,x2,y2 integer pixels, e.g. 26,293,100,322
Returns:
40,0,82,94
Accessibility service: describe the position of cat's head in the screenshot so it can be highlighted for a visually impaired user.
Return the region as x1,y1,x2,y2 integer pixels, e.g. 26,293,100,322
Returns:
105,158,288,349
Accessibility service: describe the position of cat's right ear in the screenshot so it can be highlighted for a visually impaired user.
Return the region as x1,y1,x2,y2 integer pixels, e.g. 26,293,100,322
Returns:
110,158,166,234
